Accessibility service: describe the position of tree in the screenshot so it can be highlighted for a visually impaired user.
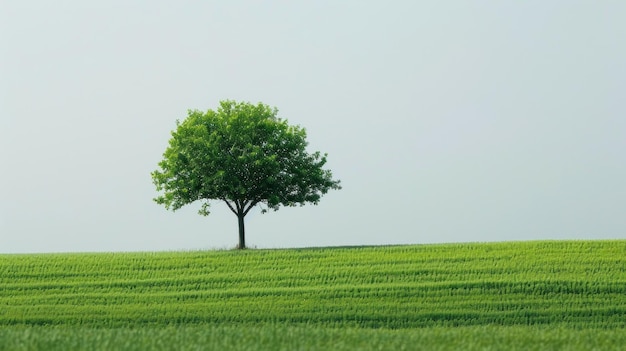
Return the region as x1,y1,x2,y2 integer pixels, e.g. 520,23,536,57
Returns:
151,100,341,249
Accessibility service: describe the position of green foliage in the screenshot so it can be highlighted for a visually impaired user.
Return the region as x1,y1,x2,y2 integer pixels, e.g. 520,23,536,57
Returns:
1,241,626,349
151,100,340,217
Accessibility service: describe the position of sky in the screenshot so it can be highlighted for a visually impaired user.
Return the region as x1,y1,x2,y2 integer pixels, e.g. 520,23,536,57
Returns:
1,1,625,253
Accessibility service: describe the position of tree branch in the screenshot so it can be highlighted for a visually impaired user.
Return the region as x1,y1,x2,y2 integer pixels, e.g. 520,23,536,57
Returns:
235,200,245,214
243,200,260,216
223,199,238,215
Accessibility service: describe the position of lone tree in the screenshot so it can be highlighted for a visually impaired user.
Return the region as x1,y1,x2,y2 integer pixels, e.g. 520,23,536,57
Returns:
151,100,341,249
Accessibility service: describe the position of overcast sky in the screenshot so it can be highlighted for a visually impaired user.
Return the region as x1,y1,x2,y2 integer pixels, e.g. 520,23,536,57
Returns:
1,1,625,253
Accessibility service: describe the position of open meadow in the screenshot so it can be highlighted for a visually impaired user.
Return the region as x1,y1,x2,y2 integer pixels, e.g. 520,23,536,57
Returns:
1,240,626,350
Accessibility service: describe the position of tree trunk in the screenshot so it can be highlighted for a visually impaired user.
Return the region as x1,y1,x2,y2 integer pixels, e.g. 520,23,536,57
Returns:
237,212,246,249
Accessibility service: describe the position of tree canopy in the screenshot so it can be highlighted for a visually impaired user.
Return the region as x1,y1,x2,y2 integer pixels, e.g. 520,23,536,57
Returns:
151,100,341,249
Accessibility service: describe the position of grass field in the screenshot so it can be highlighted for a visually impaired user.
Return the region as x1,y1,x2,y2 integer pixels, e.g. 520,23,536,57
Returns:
1,240,625,350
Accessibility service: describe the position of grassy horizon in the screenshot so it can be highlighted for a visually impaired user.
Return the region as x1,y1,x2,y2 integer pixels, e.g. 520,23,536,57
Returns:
1,240,626,349
1,237,620,255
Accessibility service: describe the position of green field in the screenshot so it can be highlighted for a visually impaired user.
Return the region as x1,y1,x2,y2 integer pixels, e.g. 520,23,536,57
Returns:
1,240,626,350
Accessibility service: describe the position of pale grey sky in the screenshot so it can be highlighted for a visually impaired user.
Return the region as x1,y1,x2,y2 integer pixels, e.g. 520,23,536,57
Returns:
1,1,625,253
